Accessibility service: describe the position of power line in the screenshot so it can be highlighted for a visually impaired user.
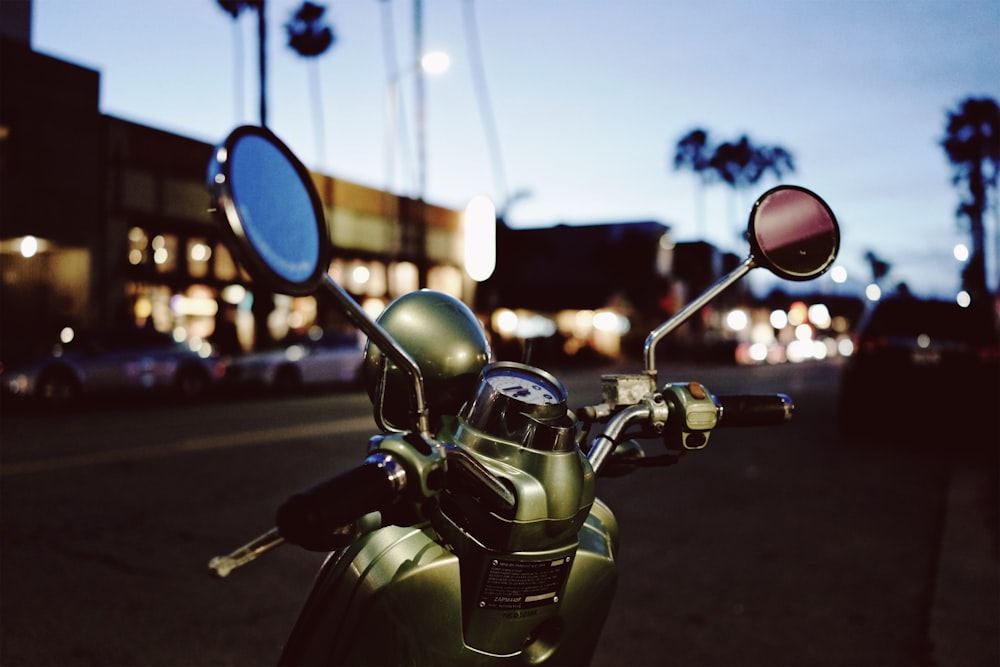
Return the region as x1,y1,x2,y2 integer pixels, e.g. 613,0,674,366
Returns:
461,0,509,213
379,0,416,195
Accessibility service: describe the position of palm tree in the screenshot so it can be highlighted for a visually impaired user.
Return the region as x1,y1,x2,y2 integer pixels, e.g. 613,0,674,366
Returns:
708,135,795,239
286,1,335,168
673,128,714,235
758,145,795,180
864,250,891,287
941,96,1000,299
216,0,270,350
709,135,795,190
216,0,267,127
216,0,246,123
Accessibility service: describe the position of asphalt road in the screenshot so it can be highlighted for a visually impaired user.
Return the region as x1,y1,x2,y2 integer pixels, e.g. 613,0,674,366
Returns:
1,360,996,666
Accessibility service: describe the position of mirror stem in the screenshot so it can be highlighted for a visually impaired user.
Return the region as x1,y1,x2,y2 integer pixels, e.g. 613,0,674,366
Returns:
321,275,432,436
644,257,755,374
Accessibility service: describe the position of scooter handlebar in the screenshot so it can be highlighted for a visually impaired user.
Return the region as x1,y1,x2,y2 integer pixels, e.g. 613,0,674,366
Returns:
276,453,406,550
716,394,794,427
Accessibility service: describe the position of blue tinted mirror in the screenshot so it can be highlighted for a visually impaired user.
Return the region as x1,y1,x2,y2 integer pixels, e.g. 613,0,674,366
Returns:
208,126,330,295
748,185,839,281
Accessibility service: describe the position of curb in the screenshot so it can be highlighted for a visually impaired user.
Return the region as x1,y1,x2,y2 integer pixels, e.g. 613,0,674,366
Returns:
929,460,1000,666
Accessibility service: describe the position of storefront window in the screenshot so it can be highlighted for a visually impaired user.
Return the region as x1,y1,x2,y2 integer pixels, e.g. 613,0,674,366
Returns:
342,260,388,296
388,261,418,297
170,284,217,348
266,293,318,342
215,242,238,281
152,234,178,273
328,258,346,285
345,260,370,294
128,227,148,266
428,264,463,299
364,261,387,296
128,283,172,331
187,239,212,279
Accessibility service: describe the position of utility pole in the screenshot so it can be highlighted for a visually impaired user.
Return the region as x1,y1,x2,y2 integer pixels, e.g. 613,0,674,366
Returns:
413,0,428,287
258,0,267,127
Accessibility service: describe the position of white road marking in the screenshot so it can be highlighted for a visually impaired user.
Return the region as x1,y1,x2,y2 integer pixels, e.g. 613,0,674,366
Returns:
0,416,375,476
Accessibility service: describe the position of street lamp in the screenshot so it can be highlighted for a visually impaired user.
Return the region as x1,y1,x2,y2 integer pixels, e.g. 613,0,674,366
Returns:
383,51,450,196
383,49,450,290
420,50,450,76
19,235,38,258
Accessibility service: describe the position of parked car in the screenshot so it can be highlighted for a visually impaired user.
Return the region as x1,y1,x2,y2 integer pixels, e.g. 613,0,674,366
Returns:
1,327,225,406
838,296,999,438
225,328,364,394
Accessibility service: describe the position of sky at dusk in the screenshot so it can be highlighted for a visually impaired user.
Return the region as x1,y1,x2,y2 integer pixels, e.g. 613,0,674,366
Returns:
30,0,1000,300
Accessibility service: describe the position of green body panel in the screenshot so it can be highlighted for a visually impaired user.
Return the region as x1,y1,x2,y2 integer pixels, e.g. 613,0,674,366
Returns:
280,361,617,665
436,415,597,553
278,499,619,666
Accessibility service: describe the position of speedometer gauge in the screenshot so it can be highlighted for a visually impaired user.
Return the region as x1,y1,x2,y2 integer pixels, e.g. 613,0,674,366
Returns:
485,366,564,406
460,362,574,452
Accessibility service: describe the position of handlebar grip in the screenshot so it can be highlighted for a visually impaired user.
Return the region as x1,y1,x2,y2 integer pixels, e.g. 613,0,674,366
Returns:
276,453,405,549
717,394,794,427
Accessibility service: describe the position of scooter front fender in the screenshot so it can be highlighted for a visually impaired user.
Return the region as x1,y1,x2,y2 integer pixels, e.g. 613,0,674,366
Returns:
278,499,619,666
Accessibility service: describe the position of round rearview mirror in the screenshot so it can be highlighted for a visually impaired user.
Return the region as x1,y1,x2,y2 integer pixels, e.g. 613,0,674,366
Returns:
748,185,840,281
207,126,330,295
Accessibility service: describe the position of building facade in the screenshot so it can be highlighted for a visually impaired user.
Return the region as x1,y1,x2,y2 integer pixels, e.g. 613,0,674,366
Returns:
3,33,771,368
1,37,469,357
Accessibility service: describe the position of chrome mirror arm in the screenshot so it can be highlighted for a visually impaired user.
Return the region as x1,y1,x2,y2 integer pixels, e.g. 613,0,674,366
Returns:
321,275,432,437
643,257,755,374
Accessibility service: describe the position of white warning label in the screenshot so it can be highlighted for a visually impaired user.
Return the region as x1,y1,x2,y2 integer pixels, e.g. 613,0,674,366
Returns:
478,556,572,610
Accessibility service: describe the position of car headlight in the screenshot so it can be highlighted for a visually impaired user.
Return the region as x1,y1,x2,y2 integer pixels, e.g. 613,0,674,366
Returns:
5,373,31,394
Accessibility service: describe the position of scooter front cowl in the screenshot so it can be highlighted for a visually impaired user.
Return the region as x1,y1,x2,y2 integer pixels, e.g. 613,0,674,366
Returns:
278,500,618,666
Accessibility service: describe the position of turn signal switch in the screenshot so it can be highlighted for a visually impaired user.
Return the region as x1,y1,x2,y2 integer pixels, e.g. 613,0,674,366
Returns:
660,382,720,450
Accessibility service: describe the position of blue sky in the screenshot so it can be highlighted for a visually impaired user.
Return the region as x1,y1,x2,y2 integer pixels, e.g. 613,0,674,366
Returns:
31,0,1000,299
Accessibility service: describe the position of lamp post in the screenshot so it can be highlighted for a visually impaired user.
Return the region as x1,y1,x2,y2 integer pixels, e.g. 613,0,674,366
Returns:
384,51,449,197
383,48,449,289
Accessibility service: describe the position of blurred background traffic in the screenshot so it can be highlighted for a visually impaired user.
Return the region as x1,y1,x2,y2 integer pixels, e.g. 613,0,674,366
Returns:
1,1,998,412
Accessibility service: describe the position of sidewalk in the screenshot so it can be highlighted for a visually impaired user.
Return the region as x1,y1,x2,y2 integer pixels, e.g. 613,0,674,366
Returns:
930,459,999,667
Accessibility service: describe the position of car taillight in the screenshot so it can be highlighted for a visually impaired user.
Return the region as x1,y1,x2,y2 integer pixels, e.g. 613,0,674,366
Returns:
859,336,889,353
976,344,1000,363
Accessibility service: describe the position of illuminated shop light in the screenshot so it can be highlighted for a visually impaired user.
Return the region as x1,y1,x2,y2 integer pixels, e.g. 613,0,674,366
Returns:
464,195,496,282
748,343,769,363
807,303,831,329
787,301,808,326
190,243,211,262
352,265,371,285
725,309,748,331
20,236,38,258
493,309,518,336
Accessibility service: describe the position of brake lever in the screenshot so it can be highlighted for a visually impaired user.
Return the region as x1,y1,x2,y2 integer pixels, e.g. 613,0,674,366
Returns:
208,527,285,578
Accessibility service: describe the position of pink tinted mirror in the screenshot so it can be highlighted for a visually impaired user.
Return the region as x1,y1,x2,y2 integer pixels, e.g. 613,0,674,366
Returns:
748,185,839,281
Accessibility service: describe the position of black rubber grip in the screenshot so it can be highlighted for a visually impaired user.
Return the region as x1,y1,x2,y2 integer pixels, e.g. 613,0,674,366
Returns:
276,457,399,549
717,394,794,427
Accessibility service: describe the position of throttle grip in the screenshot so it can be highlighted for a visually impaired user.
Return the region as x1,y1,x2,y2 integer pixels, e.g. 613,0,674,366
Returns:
276,453,406,550
716,394,794,427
